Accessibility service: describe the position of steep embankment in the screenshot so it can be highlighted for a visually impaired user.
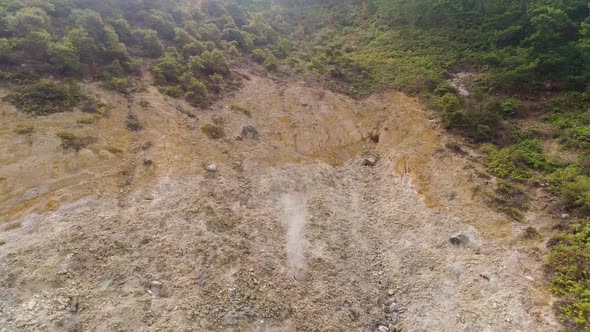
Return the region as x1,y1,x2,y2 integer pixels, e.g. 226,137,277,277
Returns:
0,74,562,331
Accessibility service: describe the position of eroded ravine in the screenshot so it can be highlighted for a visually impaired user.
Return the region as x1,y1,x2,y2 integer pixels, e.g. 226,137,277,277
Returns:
0,74,561,331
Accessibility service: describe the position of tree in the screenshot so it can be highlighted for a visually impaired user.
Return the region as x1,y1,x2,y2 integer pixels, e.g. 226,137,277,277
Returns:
48,42,81,75
6,7,49,37
132,28,164,58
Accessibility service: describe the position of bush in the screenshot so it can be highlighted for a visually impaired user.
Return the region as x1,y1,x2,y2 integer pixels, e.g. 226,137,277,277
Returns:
438,93,464,128
6,80,82,115
201,123,224,139
160,86,183,98
103,77,131,94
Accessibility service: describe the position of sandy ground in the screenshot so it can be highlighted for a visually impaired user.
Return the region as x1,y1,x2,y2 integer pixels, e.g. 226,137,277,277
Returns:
0,74,564,331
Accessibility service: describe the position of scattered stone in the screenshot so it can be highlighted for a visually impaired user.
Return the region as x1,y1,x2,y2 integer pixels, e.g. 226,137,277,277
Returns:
377,325,390,332
450,233,469,246
389,312,399,324
149,281,163,297
241,125,259,139
479,273,490,281
362,156,378,166
228,288,236,297
141,142,152,150
388,302,399,313
561,213,570,219
387,289,395,296
143,158,153,166
206,164,217,172
68,298,79,313
300,100,309,107
447,191,456,201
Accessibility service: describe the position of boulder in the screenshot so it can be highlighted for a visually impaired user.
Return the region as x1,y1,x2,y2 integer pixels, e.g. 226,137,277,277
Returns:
450,233,469,246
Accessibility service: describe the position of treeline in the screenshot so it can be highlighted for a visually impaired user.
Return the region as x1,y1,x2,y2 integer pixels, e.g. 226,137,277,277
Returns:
0,0,289,107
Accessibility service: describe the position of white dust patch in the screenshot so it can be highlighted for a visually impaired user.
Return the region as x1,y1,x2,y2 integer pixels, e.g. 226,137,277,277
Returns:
280,193,307,278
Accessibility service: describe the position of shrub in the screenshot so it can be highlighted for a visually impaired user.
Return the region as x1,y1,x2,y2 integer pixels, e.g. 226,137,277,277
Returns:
80,100,98,113
438,93,464,128
103,77,131,94
56,131,96,151
126,113,142,131
139,99,150,108
501,97,526,118
6,80,82,115
482,140,555,181
493,180,529,221
201,123,224,139
434,82,457,96
160,86,183,98
546,166,590,210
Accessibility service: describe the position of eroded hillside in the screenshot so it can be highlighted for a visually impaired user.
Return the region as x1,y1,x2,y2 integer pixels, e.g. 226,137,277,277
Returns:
0,74,563,331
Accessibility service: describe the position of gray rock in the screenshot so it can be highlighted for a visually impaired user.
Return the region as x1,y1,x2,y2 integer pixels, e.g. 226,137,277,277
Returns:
377,326,390,332
206,164,217,172
362,156,378,166
387,289,395,296
450,233,469,246
150,281,163,297
241,125,259,139
68,299,79,313
447,191,456,201
388,303,399,313
389,312,399,324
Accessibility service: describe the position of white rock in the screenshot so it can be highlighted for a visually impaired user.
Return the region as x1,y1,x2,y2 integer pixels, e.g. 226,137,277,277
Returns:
206,164,217,172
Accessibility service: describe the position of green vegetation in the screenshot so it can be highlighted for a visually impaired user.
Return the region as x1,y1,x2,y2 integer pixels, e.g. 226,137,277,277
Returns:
547,218,590,330
6,80,81,115
0,0,588,328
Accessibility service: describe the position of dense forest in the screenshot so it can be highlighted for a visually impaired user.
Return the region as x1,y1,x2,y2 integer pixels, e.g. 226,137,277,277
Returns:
0,0,588,329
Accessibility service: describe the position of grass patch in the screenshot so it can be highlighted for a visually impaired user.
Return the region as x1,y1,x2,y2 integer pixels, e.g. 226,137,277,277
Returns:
14,124,34,134
230,103,251,117
105,145,124,154
77,118,96,125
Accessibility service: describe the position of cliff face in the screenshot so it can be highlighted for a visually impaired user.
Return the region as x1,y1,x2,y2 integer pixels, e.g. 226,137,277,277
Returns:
0,74,560,331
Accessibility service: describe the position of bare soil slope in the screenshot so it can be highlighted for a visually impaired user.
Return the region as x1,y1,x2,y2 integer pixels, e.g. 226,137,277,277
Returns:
0,74,562,331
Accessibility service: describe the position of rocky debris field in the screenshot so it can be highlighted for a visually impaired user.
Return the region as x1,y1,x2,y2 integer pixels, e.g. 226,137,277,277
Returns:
0,74,562,331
